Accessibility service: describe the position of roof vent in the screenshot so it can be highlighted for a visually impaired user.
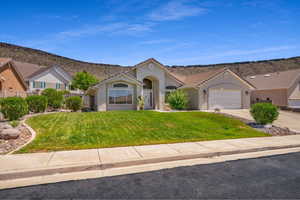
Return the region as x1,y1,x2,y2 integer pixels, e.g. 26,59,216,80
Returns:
250,76,256,79
264,74,271,77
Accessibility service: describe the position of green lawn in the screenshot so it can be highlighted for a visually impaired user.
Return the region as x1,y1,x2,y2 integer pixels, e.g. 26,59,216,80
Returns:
18,111,269,153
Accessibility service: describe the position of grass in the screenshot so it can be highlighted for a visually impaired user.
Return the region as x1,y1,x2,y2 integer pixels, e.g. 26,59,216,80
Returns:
18,111,269,153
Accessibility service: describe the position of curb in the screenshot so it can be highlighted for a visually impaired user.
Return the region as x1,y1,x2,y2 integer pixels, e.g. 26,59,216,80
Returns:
2,144,300,181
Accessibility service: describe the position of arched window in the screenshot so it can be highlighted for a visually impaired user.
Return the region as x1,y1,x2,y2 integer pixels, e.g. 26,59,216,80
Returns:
113,83,128,88
109,83,132,104
143,79,152,89
165,86,177,90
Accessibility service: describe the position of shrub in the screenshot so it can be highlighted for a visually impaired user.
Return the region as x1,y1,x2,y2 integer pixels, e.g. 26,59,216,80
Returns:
0,97,28,121
41,88,64,109
250,103,279,125
167,90,188,110
66,96,82,111
26,95,48,113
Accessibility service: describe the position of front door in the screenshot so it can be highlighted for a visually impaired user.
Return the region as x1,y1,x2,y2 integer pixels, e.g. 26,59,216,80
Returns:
143,89,153,109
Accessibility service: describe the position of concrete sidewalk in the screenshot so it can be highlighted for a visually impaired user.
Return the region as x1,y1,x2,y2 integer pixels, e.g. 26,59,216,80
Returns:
1,135,300,176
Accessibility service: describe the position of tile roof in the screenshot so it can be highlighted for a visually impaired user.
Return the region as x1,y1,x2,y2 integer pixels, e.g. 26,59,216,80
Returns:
175,68,226,87
13,61,45,80
245,69,300,90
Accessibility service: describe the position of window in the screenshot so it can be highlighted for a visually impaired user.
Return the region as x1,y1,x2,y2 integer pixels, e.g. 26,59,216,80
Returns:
113,83,128,88
33,81,46,88
166,85,177,90
56,83,61,89
109,89,133,104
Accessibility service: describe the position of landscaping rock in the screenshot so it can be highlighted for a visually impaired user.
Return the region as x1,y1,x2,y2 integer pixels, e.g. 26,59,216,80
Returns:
1,124,13,129
0,128,21,140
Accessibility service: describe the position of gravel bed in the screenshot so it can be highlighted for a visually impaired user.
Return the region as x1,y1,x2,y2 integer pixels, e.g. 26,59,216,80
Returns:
0,125,32,155
220,112,299,136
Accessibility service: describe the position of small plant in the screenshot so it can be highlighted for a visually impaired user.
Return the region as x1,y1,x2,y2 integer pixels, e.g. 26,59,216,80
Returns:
41,88,64,110
214,108,221,113
26,95,48,113
10,120,20,128
167,90,188,110
137,96,145,110
0,97,28,121
66,96,82,112
250,103,279,125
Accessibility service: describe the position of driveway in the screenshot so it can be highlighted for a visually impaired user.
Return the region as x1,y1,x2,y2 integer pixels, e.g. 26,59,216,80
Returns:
221,109,300,132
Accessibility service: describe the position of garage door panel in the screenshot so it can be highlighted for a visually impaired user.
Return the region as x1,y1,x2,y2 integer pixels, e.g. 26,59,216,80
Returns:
209,88,241,109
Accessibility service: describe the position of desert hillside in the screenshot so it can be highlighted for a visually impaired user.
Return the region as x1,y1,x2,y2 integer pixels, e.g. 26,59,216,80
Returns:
1,42,300,79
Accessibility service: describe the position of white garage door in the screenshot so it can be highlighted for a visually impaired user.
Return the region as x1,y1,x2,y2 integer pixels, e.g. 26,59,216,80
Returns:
209,88,242,109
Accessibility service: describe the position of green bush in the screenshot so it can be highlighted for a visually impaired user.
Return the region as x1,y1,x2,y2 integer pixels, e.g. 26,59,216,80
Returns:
66,96,82,111
41,88,64,109
167,90,188,110
26,95,48,113
0,97,28,121
250,103,279,125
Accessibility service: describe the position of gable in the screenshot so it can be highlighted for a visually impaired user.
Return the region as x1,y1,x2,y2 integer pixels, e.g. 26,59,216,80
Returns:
30,68,70,84
199,70,255,90
0,65,27,91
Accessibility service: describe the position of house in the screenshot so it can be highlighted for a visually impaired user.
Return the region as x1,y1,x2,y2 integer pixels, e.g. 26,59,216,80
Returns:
88,58,254,111
25,66,73,93
0,58,28,97
0,58,75,95
245,69,300,108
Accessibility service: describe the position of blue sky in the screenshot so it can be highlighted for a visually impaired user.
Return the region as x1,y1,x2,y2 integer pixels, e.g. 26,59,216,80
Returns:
1,0,299,66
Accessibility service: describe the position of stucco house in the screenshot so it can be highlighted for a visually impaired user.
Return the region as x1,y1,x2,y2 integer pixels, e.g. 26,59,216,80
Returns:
246,69,300,108
88,58,255,111
25,66,73,93
0,58,28,97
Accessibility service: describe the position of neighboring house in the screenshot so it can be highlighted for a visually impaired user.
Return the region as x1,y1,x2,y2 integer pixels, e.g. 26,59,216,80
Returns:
88,58,254,111
26,66,72,93
0,58,28,97
246,69,300,108
0,58,76,95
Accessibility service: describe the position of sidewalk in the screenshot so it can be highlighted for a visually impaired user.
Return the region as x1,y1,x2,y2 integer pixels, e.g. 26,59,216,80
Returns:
1,135,300,179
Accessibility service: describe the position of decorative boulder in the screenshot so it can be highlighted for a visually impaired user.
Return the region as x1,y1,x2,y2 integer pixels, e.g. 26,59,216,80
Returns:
1,124,13,129
0,128,20,140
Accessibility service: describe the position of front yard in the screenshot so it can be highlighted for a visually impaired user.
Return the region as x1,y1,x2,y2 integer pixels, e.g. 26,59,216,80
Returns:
18,111,269,153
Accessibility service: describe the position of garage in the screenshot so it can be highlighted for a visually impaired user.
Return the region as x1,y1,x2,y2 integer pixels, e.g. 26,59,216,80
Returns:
209,88,242,109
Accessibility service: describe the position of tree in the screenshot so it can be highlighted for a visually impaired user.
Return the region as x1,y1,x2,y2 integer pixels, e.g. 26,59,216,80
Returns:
71,71,98,92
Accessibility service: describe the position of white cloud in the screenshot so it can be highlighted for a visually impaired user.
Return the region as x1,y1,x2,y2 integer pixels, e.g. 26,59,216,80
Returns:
148,0,206,21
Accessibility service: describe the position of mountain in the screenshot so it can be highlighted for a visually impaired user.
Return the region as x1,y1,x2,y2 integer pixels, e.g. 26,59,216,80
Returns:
1,42,300,79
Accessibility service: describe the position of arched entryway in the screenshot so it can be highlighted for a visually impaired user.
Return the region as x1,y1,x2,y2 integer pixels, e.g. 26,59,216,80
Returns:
143,78,153,109
143,77,159,110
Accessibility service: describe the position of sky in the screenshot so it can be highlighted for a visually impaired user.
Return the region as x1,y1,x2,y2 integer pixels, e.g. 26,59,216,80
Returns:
0,0,299,66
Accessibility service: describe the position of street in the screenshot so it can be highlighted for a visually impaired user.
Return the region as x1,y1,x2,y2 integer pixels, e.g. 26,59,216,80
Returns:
1,152,300,199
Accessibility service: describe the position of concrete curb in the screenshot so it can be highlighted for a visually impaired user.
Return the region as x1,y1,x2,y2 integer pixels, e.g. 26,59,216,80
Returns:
2,144,300,181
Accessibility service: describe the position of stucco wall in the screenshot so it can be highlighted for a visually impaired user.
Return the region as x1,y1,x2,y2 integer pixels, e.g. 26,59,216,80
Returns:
198,71,252,110
182,88,198,109
250,89,288,107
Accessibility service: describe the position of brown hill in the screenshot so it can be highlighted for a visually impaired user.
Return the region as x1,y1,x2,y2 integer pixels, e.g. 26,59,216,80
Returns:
1,42,300,78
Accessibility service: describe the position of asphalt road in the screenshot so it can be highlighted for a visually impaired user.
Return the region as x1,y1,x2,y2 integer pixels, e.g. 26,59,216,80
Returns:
1,152,300,199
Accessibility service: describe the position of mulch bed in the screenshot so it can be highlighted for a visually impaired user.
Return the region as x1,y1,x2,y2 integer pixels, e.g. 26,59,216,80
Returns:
219,112,299,136
0,125,32,155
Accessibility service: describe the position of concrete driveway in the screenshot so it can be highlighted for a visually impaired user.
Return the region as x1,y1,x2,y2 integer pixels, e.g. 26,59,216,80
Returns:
220,109,300,133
